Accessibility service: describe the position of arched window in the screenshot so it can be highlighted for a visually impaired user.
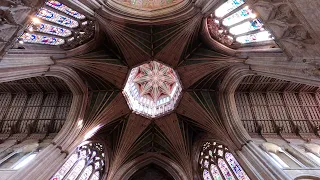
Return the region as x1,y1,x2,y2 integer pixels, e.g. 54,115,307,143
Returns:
18,0,94,47
51,142,105,180
199,142,250,180
261,142,304,169
207,0,273,46
304,143,320,166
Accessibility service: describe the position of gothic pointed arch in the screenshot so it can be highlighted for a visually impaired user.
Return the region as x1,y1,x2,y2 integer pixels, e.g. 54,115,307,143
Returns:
113,153,189,180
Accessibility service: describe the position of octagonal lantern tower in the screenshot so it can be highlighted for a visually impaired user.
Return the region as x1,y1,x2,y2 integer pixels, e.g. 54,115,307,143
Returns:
123,61,182,118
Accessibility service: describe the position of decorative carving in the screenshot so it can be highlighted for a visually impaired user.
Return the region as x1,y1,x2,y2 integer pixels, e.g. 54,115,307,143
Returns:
60,21,96,50
302,66,320,78
207,17,233,46
250,0,315,49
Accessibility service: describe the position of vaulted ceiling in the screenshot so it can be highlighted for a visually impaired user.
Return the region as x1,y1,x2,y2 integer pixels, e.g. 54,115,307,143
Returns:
1,0,320,179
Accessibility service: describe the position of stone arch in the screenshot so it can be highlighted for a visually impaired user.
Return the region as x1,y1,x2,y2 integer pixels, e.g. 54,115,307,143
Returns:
219,64,320,146
1,64,89,180
128,163,175,180
295,175,320,180
192,136,256,180
113,152,188,180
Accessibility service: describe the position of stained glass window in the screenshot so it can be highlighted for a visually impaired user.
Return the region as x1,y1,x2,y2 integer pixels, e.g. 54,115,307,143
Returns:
50,142,105,180
46,0,86,19
218,159,235,180
19,0,93,46
222,7,255,26
79,165,93,180
209,0,274,46
203,169,212,180
225,153,250,180
199,142,250,180
236,31,272,44
29,23,72,37
91,172,100,180
36,8,79,28
66,159,86,180
210,164,223,180
20,33,65,45
229,19,263,35
215,0,245,18
51,154,78,180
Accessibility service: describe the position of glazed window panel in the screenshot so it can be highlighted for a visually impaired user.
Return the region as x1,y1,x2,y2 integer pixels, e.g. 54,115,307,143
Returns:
36,8,79,28
51,142,105,180
210,0,275,46
229,19,263,35
215,0,245,18
65,159,86,180
78,165,93,180
218,159,235,180
51,153,78,180
203,169,212,180
46,0,86,19
222,6,255,26
269,152,289,168
225,153,250,180
210,164,223,180
306,152,320,166
90,171,100,180
236,31,272,44
199,142,250,180
20,33,65,45
28,23,72,37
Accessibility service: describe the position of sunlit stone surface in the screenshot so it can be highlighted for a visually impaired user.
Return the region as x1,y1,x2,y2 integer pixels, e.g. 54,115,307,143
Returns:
116,0,184,10
123,61,182,118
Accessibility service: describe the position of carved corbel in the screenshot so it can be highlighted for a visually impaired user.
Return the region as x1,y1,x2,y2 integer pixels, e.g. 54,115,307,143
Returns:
281,25,315,48
275,125,283,135
314,125,320,137
292,124,300,136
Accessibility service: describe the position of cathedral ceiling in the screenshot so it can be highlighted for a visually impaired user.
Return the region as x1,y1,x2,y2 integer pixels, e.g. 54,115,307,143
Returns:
113,0,184,11
61,12,247,178
1,0,320,179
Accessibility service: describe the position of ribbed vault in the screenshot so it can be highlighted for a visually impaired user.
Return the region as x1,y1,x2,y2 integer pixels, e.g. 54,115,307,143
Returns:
3,0,320,180
58,14,246,178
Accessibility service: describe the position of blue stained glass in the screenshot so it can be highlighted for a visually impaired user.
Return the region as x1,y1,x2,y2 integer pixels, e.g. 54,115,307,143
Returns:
225,153,250,180
30,23,72,37
203,169,212,180
229,19,263,35
20,33,65,45
215,0,245,18
46,1,86,20
222,6,255,26
218,159,235,180
210,164,223,180
36,8,79,28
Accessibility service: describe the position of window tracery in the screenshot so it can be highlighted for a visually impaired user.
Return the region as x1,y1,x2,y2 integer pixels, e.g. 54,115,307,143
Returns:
45,1,86,20
18,0,94,48
199,142,250,180
51,142,105,180
208,0,273,46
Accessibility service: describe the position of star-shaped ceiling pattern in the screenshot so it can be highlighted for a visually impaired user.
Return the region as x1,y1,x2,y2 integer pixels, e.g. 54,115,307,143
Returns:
133,61,177,102
123,61,182,118
115,0,184,10
57,11,245,180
